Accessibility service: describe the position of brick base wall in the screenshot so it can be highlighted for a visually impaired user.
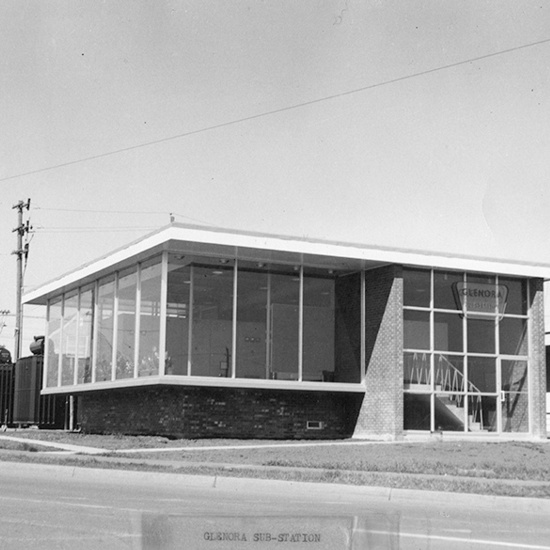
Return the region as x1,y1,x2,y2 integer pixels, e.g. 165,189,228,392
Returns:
78,386,364,439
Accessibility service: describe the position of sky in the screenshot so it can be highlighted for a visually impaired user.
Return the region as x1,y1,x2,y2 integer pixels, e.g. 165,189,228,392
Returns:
1,0,550,354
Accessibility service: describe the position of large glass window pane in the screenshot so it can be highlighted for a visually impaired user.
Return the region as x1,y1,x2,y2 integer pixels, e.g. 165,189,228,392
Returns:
501,392,529,432
403,269,430,307
467,318,495,354
499,277,527,316
77,288,94,384
464,274,497,317
403,352,430,387
434,354,464,393
501,360,528,393
434,393,465,432
96,278,115,382
60,294,78,386
166,257,190,376
471,395,497,432
467,356,496,393
404,310,430,350
116,268,137,379
434,271,462,310
499,317,528,356
46,298,62,387
434,312,463,352
404,393,431,430
333,273,361,383
303,275,334,382
236,268,268,379
138,258,162,377
270,269,300,380
191,263,234,377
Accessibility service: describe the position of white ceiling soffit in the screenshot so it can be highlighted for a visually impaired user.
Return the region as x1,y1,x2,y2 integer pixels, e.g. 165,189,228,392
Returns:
23,223,550,305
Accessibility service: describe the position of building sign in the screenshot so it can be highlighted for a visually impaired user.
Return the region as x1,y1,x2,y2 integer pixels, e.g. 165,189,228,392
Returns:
453,282,508,319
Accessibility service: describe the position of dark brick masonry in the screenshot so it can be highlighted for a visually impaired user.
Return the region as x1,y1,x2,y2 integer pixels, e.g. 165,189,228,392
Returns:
78,386,364,439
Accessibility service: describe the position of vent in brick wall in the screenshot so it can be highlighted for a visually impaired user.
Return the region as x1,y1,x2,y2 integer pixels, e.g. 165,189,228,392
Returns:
306,420,325,430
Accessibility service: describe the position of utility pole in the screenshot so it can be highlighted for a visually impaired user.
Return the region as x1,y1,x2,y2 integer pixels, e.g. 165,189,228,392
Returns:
12,199,31,361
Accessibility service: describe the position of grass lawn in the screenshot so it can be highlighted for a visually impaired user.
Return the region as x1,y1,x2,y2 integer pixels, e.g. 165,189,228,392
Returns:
1,431,549,498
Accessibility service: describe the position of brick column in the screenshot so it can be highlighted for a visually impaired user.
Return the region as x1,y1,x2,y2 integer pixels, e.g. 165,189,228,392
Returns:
529,277,547,439
353,265,403,440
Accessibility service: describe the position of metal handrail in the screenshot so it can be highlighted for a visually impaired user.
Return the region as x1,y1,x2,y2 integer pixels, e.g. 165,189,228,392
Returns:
404,353,484,430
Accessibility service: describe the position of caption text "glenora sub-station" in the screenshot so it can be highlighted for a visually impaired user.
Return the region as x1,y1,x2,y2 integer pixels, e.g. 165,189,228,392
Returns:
203,531,322,543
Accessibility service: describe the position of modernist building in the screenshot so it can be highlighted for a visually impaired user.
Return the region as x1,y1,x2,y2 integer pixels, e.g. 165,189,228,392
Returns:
24,224,548,439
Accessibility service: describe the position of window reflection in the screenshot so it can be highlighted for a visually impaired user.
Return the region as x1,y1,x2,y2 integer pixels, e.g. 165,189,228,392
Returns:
116,268,137,380
269,270,299,380
404,310,430,350
403,269,430,307
77,288,94,384
138,259,162,377
236,268,268,379
96,278,115,382
434,312,462,352
60,294,78,386
46,298,62,387
303,275,334,382
191,264,234,377
499,318,527,356
166,259,190,376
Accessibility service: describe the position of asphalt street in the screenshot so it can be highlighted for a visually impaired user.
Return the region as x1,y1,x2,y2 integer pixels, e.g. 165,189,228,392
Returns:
0,461,549,549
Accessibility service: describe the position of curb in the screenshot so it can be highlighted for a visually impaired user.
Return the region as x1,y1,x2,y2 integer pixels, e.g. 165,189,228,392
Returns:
2,458,550,516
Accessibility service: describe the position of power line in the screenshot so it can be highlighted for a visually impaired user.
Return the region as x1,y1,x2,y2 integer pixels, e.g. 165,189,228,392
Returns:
35,207,168,214
1,36,549,183
34,207,215,226
34,226,159,233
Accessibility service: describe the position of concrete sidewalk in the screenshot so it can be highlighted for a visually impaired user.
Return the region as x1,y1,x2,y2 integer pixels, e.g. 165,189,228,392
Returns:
0,434,107,454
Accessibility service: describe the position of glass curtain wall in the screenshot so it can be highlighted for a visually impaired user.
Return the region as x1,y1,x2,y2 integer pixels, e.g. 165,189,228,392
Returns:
45,253,363,388
163,260,361,383
403,268,530,433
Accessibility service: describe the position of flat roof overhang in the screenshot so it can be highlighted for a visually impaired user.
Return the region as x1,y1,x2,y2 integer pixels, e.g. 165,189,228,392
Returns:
40,377,367,395
24,222,550,305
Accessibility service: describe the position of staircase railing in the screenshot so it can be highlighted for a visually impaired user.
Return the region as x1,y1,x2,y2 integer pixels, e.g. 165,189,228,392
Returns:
404,353,485,430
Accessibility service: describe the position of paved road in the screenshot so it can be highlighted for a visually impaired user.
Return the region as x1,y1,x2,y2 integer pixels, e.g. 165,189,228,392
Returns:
1,461,549,549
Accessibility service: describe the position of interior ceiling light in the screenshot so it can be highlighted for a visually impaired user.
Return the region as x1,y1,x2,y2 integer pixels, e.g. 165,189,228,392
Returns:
212,270,224,275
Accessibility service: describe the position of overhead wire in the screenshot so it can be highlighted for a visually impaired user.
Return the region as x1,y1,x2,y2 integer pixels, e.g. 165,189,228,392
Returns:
32,207,216,227
1,36,549,183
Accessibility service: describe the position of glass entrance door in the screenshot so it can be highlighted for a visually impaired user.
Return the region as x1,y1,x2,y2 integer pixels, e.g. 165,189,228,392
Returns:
500,359,529,433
